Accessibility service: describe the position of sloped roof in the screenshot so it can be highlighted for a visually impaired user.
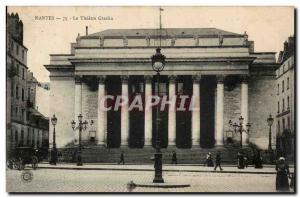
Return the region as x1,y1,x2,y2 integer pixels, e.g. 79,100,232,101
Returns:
86,28,242,38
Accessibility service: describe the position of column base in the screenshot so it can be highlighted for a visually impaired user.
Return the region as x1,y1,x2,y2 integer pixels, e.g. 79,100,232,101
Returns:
191,145,201,149
168,141,176,147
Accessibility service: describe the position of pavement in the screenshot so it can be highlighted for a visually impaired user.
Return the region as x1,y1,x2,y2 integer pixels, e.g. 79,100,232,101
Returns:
6,168,295,192
37,162,295,174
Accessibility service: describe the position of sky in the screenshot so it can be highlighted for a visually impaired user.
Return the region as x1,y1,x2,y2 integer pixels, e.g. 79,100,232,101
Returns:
7,6,295,82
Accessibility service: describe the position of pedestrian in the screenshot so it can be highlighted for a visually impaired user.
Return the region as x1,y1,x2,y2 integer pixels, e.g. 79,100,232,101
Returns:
244,153,249,168
254,150,263,169
171,151,177,164
206,152,214,167
118,151,125,165
276,157,290,191
214,151,223,171
237,151,245,169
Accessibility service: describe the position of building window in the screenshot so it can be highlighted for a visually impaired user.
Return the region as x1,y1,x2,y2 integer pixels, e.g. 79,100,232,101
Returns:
22,88,25,101
15,107,18,119
11,82,14,97
27,128,30,145
16,86,19,99
287,77,289,90
16,45,19,55
277,84,279,95
28,88,31,101
16,64,19,75
287,96,290,109
282,118,286,130
20,130,24,146
22,68,25,80
282,99,285,112
278,121,281,134
27,111,30,121
22,49,25,60
10,42,14,52
287,116,290,129
11,105,13,117
282,80,284,92
15,130,18,146
21,109,25,121
277,101,280,113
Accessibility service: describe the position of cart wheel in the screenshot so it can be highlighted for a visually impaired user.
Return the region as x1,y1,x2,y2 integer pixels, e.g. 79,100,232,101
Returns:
32,156,38,170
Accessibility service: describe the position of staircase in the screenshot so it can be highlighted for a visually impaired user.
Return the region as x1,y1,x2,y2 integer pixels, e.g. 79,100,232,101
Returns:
59,145,251,164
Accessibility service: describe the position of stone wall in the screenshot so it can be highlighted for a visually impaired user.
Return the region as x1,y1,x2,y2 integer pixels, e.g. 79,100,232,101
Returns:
248,76,277,149
49,77,75,148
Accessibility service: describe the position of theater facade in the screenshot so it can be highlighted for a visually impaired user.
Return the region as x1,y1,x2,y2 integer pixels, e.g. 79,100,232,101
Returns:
45,28,278,150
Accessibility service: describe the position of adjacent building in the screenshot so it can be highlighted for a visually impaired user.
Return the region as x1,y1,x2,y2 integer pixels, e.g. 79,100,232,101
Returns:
45,27,279,162
275,36,295,158
6,13,49,158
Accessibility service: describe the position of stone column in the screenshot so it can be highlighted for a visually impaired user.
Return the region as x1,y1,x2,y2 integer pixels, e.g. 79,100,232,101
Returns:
192,75,201,147
168,75,177,146
39,130,43,147
97,75,106,145
241,75,249,145
74,76,82,144
144,75,152,146
215,75,225,146
121,75,129,146
34,129,38,148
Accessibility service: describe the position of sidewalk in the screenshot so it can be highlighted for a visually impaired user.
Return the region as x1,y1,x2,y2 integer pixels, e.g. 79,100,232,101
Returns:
38,163,294,174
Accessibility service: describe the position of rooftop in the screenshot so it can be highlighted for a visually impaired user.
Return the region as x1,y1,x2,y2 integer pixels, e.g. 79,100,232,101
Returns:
85,28,243,38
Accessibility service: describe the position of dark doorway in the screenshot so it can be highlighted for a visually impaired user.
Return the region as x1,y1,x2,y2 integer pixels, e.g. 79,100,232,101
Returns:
106,76,121,148
129,76,145,148
200,76,216,148
176,76,192,148
152,75,168,148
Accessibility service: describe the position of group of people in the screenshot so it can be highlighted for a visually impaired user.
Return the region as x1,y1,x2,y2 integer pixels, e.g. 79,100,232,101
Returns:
117,150,293,191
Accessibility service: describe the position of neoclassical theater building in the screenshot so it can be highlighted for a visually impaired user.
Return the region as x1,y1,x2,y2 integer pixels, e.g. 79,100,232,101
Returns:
45,28,278,159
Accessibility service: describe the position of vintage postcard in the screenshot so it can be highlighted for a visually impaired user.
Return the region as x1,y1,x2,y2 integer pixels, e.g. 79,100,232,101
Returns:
6,6,295,193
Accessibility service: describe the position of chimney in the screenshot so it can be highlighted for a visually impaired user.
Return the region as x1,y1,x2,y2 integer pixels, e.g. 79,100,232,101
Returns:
248,41,254,53
284,41,288,52
86,26,88,36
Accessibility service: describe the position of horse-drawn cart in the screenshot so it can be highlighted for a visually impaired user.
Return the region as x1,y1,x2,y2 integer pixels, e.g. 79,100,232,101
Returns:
7,147,39,170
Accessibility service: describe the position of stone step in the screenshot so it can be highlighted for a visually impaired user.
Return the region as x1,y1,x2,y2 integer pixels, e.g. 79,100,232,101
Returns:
58,145,248,164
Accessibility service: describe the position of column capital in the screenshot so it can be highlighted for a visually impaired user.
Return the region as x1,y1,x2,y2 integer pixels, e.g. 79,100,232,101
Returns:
192,75,201,83
216,75,225,84
144,75,153,83
168,75,177,83
121,75,129,83
240,75,250,84
97,75,106,84
74,75,83,84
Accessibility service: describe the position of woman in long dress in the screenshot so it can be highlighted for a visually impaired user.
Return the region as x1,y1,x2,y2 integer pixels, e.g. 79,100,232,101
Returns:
276,157,290,191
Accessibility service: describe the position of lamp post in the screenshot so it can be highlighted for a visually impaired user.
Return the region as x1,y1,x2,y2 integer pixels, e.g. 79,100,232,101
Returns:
229,116,251,148
151,47,166,183
50,114,58,165
71,114,88,166
267,114,274,151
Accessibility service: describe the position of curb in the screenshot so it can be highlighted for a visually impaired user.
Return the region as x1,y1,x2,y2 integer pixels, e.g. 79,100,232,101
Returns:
37,166,277,175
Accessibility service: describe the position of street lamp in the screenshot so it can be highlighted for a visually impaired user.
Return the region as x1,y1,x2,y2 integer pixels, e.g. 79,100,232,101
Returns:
71,114,88,166
50,114,58,165
267,114,274,151
229,116,251,148
151,47,166,183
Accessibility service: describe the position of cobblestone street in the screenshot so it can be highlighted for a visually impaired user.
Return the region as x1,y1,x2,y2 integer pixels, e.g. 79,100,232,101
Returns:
6,167,292,193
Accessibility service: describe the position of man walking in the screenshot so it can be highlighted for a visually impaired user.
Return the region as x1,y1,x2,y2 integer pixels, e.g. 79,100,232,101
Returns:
214,151,223,171
171,151,177,164
118,151,125,165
